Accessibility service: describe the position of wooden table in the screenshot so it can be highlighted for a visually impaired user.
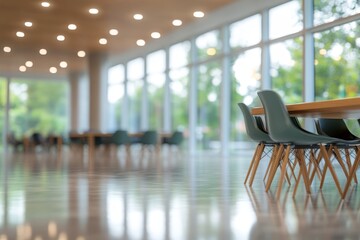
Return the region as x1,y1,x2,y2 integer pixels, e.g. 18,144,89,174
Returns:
69,131,171,157
251,97,360,119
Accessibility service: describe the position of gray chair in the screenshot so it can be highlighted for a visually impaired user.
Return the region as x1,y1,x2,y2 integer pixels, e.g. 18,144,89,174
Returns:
162,131,184,148
103,130,132,154
238,103,278,186
257,90,347,198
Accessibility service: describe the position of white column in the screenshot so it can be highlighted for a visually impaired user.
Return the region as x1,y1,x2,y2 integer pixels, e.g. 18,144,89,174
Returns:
261,10,271,90
221,26,230,157
88,52,107,131
141,60,148,130
69,72,80,132
163,48,171,132
189,39,198,154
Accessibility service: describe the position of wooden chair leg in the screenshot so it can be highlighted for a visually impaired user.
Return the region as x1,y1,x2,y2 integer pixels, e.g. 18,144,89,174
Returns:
276,145,291,198
263,145,278,183
244,143,261,184
249,143,266,187
266,144,285,192
342,146,360,198
320,145,343,197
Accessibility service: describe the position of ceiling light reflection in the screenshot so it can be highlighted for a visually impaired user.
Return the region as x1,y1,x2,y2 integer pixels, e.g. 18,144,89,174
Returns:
68,24,77,30
172,19,182,26
19,66,26,72
49,67,57,74
193,11,205,18
133,14,143,20
99,38,107,45
109,29,118,36
57,35,65,41
39,49,47,55
41,2,50,7
16,31,25,38
59,61,68,68
3,46,11,53
25,61,33,67
136,39,145,46
89,8,99,15
24,22,33,27
77,50,86,57
151,32,161,39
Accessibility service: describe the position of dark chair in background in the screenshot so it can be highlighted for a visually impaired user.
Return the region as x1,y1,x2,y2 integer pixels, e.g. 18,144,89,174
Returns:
133,130,158,153
7,132,23,151
102,130,132,155
162,131,184,149
30,132,46,151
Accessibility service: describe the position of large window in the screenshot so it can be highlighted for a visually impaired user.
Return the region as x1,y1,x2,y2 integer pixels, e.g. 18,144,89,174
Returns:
230,48,261,145
229,15,261,49
197,61,222,150
107,64,125,131
0,78,6,147
315,20,360,100
270,37,303,103
314,0,360,26
169,42,190,138
196,30,222,60
147,50,166,131
269,0,303,40
127,58,144,132
9,79,69,138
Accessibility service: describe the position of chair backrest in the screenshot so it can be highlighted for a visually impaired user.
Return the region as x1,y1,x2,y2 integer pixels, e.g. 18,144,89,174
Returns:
257,90,317,144
237,103,273,143
170,131,184,145
32,132,43,144
111,130,130,145
140,130,158,145
317,118,358,140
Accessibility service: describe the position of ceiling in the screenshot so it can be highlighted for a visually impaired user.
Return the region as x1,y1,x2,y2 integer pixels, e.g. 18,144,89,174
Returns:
0,0,235,79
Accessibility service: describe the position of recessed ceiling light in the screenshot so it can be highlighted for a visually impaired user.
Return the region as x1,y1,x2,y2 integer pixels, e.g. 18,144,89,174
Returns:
172,19,182,26
41,2,50,7
25,61,33,67
3,46,11,53
57,35,65,41
193,11,205,18
16,31,25,38
89,8,99,15
59,61,68,68
99,38,107,45
19,66,27,72
151,32,161,39
136,39,145,46
68,24,77,30
24,21,33,27
39,48,47,55
77,50,86,57
109,29,118,36
49,67,57,74
133,14,143,20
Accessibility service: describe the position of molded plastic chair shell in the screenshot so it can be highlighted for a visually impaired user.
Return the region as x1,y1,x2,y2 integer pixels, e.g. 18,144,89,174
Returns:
257,90,339,145
237,103,274,143
162,131,184,145
316,118,360,141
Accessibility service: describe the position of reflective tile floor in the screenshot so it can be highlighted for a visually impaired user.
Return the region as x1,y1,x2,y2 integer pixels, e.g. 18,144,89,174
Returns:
0,147,360,240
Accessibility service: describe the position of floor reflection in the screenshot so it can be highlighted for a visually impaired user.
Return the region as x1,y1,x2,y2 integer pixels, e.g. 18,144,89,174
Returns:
0,148,359,239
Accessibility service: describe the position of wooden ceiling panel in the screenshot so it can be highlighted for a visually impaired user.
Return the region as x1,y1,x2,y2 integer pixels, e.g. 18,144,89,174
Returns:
0,0,235,78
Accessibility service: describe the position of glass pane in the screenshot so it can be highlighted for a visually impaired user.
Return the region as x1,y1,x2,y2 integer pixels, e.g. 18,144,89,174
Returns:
170,67,189,138
169,41,191,69
269,0,303,39
196,30,222,60
147,50,166,74
127,58,144,80
148,73,165,130
108,65,125,131
315,20,360,100
127,79,142,132
9,79,69,138
314,0,360,25
230,48,261,147
230,15,261,49
108,64,125,85
197,61,222,150
270,37,303,103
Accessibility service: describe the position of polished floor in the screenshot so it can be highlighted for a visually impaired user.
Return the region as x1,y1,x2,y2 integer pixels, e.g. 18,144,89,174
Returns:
0,146,360,240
